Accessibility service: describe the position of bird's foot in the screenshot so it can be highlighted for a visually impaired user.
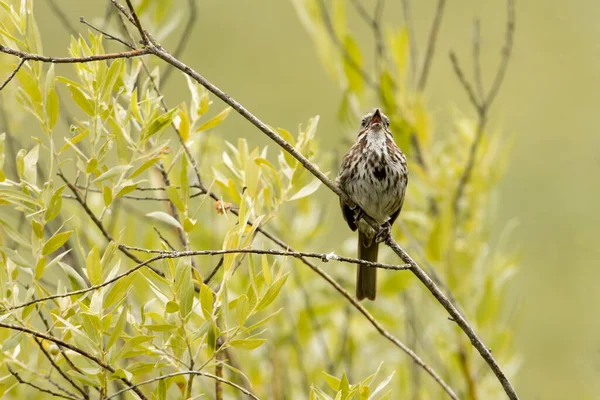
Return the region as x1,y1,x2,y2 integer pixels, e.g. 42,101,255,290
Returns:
353,207,365,224
375,222,392,243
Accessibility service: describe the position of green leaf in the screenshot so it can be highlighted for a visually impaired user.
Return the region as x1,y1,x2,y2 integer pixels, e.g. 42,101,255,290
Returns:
45,185,64,222
165,300,180,313
86,246,102,285
183,217,197,232
101,59,124,102
165,187,185,212
175,260,194,319
104,273,135,310
229,338,266,350
0,133,5,182
23,144,39,184
195,107,231,132
65,84,94,116
288,178,322,201
142,108,177,140
106,306,128,351
236,294,249,325
31,219,44,239
342,35,364,94
103,186,113,206
42,231,72,255
256,273,289,311
45,65,59,131
199,283,214,319
323,372,341,391
178,106,191,142
146,211,183,230
2,332,23,351
110,368,132,381
370,371,395,399
129,157,161,179
93,165,132,183
34,256,46,280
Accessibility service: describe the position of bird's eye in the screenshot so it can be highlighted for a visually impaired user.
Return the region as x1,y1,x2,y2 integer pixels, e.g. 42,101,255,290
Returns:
383,116,390,126
361,117,368,127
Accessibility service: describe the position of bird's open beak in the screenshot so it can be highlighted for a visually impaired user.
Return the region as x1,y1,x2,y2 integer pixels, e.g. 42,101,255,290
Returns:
370,108,382,125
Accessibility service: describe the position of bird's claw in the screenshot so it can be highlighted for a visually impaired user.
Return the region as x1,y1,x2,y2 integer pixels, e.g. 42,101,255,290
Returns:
353,208,365,224
375,222,392,243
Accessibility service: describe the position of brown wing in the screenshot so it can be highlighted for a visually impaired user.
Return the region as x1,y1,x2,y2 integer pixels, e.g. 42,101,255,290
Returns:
340,200,358,231
337,151,358,231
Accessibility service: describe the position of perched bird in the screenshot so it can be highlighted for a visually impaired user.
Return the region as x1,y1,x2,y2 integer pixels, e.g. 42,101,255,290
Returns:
336,109,408,301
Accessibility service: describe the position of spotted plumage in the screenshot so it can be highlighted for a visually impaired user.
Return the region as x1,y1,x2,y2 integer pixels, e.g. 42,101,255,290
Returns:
336,109,408,301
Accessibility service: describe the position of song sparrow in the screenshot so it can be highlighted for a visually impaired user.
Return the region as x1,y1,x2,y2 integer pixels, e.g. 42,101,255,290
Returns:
336,109,408,301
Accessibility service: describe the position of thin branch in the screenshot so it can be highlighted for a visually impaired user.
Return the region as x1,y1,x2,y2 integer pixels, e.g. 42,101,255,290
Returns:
315,0,378,89
449,52,482,113
10,247,409,311
34,335,89,399
161,0,197,84
0,44,149,63
0,59,25,91
46,0,78,35
153,227,177,251
203,257,224,284
349,0,387,74
105,370,260,400
6,364,82,400
79,17,134,49
451,0,516,214
401,0,418,82
143,40,522,399
385,237,516,399
123,0,148,44
0,324,147,400
417,0,446,91
485,0,516,108
248,224,458,399
472,19,484,101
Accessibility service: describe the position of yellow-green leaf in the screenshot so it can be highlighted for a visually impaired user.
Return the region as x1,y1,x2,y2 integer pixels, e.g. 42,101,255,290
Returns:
42,231,72,255
87,246,101,285
195,107,231,132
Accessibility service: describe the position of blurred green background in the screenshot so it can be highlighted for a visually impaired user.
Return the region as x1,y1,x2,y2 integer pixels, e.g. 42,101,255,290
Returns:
29,0,600,398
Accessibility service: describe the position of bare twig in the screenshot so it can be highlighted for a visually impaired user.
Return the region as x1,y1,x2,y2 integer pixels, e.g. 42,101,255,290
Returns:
451,0,515,214
0,59,25,91
6,364,82,400
123,0,148,44
161,0,197,84
401,0,418,82
153,226,177,251
105,370,260,400
203,257,224,284
349,0,387,74
79,17,134,49
46,0,78,35
10,247,409,311
145,41,514,399
0,44,149,63
472,19,484,101
0,324,147,400
417,0,446,91
315,0,377,89
34,335,89,399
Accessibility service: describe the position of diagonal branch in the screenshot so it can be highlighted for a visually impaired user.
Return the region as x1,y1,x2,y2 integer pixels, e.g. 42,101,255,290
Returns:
0,44,149,63
0,59,25,91
0,323,147,399
105,370,259,400
417,0,447,91
145,40,517,400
